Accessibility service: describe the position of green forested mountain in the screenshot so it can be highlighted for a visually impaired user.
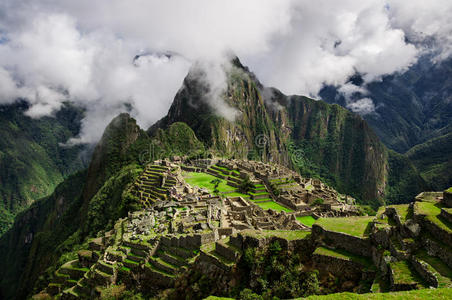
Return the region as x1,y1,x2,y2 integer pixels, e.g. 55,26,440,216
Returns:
405,132,452,190
0,101,87,235
0,113,209,299
320,56,452,193
321,56,452,153
151,59,422,205
0,59,435,299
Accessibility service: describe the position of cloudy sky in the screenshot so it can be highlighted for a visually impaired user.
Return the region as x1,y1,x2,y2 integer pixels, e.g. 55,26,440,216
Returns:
0,0,451,144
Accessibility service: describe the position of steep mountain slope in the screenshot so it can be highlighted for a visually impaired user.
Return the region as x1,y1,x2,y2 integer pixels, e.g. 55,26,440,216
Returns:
0,114,207,299
0,101,87,235
0,58,432,299
405,132,452,190
151,59,388,205
320,56,452,153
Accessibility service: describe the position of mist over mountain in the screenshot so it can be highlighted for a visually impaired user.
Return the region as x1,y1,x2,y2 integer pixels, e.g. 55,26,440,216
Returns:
0,1,451,300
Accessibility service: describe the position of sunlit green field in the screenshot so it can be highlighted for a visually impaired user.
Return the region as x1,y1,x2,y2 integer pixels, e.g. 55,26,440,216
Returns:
183,172,235,193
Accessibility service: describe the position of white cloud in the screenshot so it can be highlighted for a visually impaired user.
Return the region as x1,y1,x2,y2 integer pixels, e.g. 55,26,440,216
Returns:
0,0,450,142
387,0,452,60
347,98,376,115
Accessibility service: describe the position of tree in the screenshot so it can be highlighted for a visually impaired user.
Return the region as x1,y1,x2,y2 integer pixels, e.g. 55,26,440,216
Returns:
239,175,254,194
239,289,263,300
311,198,324,206
210,179,221,194
301,271,320,297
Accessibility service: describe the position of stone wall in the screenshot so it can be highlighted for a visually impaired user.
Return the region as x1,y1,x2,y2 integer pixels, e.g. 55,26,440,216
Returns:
217,228,234,237
311,225,373,257
370,226,392,249
423,238,452,269
440,208,452,224
215,241,240,261
385,207,402,228
229,234,243,249
420,217,452,248
161,233,216,249
443,190,452,208
312,254,364,282
410,258,438,288
141,265,174,289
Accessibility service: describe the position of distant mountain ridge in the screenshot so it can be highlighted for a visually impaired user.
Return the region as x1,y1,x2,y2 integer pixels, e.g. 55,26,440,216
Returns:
320,55,452,192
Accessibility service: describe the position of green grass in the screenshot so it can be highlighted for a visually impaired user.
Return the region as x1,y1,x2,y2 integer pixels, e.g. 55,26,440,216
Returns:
224,192,250,198
313,247,373,268
242,229,310,241
390,260,426,287
415,201,452,233
119,266,131,272
415,201,442,216
183,172,236,193
250,198,272,202
388,204,411,223
416,192,442,203
253,201,293,212
416,249,452,288
299,288,452,299
445,187,452,193
296,215,316,227
315,216,374,237
444,207,452,215
249,191,269,196
123,258,139,265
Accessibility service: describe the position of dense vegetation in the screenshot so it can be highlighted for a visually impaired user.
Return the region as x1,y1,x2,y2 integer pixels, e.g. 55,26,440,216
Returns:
320,56,452,153
0,113,211,299
406,132,452,191
0,101,86,235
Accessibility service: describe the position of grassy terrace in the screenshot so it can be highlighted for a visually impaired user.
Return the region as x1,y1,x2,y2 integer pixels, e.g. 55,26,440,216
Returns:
416,192,442,202
416,249,452,288
296,215,316,227
300,288,452,299
313,247,373,268
183,172,235,193
214,165,240,176
315,216,374,237
414,201,452,233
205,289,452,300
388,204,411,223
252,201,293,213
390,260,426,288
241,229,310,241
224,192,250,198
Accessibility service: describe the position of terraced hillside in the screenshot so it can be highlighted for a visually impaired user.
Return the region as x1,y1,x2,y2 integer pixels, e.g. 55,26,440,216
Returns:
131,164,178,208
31,155,452,299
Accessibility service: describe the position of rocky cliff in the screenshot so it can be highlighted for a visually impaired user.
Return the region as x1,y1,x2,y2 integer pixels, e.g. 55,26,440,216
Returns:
150,59,388,204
